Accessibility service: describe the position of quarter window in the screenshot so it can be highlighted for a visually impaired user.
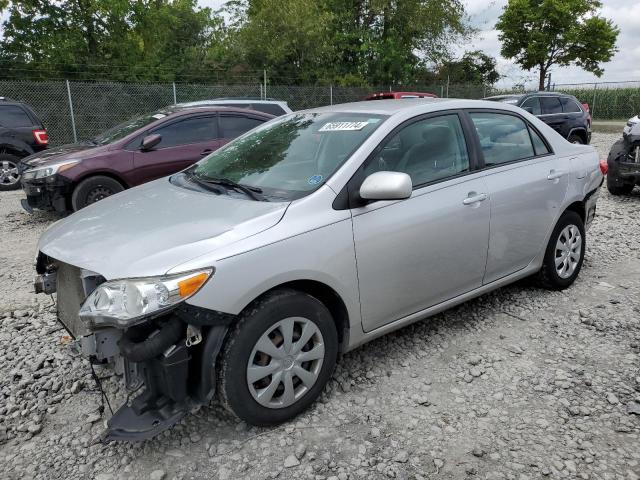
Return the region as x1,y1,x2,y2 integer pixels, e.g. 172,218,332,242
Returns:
219,115,265,138
529,128,550,156
520,97,541,115
152,116,218,148
0,105,32,127
470,112,535,165
367,114,470,187
560,97,582,113
540,97,563,115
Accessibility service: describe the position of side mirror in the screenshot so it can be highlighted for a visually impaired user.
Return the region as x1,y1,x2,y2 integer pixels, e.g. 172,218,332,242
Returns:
359,171,412,201
141,133,162,151
523,106,534,114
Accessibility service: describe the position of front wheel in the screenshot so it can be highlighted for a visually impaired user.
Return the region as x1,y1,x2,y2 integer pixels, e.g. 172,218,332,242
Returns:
71,175,124,211
536,211,585,290
218,289,338,426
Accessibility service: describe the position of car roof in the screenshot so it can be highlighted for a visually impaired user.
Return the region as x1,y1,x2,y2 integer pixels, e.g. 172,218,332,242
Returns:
299,98,525,116
178,99,288,107
162,105,274,117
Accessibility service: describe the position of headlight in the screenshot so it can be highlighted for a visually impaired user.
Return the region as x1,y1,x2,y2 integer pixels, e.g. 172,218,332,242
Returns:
22,160,78,181
79,268,213,327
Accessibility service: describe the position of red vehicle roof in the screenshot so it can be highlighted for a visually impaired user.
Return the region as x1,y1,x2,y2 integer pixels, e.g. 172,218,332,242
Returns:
364,91,438,100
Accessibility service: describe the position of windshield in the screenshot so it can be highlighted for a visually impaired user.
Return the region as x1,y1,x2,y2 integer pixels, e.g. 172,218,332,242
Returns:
189,112,387,200
91,111,169,145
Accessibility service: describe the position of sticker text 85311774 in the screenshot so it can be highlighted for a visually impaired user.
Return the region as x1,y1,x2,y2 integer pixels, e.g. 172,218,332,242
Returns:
319,121,369,132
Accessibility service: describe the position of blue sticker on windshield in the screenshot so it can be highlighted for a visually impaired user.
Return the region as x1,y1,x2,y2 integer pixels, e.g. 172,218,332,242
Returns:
308,174,323,185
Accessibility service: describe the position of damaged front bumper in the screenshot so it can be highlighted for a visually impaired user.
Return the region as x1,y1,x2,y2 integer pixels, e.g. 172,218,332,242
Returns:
35,254,232,441
21,174,72,213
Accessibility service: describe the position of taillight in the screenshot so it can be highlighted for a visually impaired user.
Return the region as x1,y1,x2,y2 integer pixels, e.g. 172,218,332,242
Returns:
599,159,608,175
32,129,48,145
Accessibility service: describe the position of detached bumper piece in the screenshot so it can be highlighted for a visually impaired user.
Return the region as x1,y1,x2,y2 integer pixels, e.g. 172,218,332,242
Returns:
105,342,191,441
103,320,230,442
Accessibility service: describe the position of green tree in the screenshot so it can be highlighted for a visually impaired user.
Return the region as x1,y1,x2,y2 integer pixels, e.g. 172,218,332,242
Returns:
496,0,619,90
439,50,501,85
0,0,218,81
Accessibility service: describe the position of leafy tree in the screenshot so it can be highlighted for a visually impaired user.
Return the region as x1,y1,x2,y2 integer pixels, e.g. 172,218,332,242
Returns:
0,0,218,81
439,50,501,85
496,0,619,90
223,0,471,86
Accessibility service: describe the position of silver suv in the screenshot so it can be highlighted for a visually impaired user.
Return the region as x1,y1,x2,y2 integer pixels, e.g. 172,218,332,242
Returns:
34,99,604,440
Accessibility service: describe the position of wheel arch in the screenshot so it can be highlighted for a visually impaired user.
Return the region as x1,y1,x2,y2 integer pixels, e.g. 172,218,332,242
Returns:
567,128,588,144
240,279,350,352
72,170,130,189
564,200,586,224
0,141,32,158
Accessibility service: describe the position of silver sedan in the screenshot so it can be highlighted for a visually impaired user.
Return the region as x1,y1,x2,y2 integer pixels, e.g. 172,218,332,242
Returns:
34,99,604,440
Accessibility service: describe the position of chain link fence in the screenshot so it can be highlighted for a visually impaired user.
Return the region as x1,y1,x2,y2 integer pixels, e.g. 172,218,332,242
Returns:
550,81,640,121
1,79,638,146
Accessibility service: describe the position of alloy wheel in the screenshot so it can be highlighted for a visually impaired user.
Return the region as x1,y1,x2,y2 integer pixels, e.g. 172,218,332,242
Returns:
0,161,20,186
555,224,582,279
247,317,325,409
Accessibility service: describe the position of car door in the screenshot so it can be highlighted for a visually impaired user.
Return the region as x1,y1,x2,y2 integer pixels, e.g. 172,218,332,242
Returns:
218,113,268,147
467,110,569,284
520,96,542,116
539,96,567,135
350,112,490,332
131,114,221,185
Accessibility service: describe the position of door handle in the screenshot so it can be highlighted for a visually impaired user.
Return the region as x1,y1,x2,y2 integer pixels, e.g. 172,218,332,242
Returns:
547,170,566,180
200,149,213,155
463,193,488,205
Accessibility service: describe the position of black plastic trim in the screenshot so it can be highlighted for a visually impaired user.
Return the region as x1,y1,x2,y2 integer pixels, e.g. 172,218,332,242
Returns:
174,303,236,326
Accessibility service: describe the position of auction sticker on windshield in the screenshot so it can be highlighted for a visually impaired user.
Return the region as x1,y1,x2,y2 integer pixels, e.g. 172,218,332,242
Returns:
319,121,369,132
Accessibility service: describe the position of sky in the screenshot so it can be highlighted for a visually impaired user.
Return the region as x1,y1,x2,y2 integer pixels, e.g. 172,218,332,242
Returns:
458,0,640,87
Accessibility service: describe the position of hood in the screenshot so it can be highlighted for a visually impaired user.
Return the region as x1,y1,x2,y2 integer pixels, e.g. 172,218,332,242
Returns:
21,143,107,168
38,178,289,279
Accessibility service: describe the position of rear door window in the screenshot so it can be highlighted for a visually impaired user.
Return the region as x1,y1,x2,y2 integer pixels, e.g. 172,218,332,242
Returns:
219,115,265,138
151,115,218,148
470,112,535,166
0,105,33,127
540,97,563,115
560,97,582,113
520,97,541,115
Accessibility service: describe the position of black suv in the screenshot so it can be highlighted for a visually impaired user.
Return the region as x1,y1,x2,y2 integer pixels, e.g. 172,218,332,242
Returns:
485,92,591,144
0,98,48,190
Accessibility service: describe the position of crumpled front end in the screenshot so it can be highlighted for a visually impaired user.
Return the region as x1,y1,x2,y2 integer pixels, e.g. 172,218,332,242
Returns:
608,134,640,185
35,252,232,441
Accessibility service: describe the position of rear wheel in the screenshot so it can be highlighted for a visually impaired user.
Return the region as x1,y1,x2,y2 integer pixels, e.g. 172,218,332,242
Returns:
537,211,585,290
218,289,338,426
71,175,124,211
567,134,584,144
0,153,22,191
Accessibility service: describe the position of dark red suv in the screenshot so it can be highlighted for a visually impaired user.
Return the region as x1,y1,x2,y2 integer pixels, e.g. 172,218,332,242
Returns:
19,106,273,212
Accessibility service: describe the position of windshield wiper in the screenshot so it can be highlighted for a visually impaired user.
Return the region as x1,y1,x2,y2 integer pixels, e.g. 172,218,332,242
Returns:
189,172,264,201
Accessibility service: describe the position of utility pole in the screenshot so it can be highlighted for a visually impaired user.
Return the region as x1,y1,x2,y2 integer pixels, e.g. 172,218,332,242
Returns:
263,69,267,100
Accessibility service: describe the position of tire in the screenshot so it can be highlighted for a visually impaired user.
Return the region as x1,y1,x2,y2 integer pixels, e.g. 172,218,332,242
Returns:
219,289,338,426
536,211,585,290
606,175,635,196
71,175,124,211
567,134,584,144
0,153,23,191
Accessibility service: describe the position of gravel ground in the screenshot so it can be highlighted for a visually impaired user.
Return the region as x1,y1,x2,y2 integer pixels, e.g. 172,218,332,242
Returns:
1,132,639,480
